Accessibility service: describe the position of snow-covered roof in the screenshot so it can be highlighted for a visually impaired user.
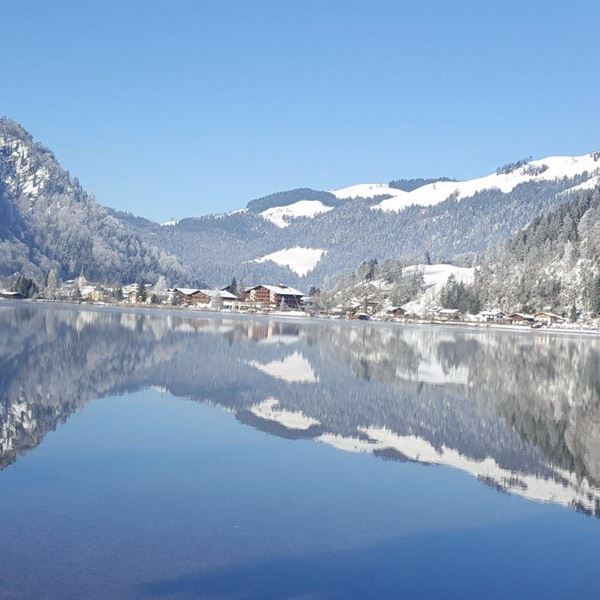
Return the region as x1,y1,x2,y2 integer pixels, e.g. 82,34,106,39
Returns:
199,288,237,300
247,284,305,297
175,287,200,296
534,311,564,319
0,290,23,296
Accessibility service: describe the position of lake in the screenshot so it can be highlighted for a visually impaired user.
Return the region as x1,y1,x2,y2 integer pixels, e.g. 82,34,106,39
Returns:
1,302,600,599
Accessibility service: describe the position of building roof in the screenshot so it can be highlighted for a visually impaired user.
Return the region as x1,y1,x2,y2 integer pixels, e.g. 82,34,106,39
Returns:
480,309,504,316
175,287,201,296
0,290,25,297
247,284,305,297
534,311,564,319
199,288,237,300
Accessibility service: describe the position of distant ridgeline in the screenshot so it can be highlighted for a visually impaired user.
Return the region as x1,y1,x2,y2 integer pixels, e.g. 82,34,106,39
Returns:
131,154,600,288
1,117,600,292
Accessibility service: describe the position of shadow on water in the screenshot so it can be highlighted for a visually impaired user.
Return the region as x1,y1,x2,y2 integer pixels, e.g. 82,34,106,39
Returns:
138,517,600,600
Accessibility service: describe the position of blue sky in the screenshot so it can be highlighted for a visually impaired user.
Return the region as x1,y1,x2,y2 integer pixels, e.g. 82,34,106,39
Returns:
2,1,599,221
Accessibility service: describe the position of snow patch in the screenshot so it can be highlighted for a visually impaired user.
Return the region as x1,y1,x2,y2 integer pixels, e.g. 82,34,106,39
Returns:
249,397,320,430
331,183,407,200
249,247,326,276
369,153,600,212
248,351,318,383
401,263,475,316
559,175,600,196
260,200,334,228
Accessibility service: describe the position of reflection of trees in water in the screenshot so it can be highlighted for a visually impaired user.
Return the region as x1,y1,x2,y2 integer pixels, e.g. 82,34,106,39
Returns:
2,304,600,514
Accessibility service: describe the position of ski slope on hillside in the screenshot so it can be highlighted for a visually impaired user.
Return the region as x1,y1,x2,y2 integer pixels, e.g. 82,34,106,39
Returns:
401,264,475,314
249,247,327,276
260,200,333,228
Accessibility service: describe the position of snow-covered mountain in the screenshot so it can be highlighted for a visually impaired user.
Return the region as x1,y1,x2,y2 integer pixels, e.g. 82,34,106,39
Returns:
138,151,600,286
0,118,195,284
2,117,599,287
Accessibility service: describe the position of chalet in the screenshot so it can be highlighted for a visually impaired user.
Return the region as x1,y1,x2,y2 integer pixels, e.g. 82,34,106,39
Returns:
173,288,204,305
174,288,238,307
122,282,153,303
0,290,25,300
534,311,565,325
506,312,535,324
479,309,505,322
350,312,370,321
427,306,461,320
387,306,407,318
244,284,305,309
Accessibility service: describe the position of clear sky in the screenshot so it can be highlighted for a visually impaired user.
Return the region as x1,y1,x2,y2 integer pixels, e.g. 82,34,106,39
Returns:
2,1,599,221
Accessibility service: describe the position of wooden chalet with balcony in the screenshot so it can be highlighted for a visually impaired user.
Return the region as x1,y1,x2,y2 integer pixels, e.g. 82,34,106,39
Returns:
243,284,305,309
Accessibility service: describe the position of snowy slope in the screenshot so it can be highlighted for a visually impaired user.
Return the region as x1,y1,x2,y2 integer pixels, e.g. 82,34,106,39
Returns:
401,264,475,314
331,183,408,200
249,247,327,276
405,263,474,289
260,200,333,228
373,153,600,212
249,397,320,430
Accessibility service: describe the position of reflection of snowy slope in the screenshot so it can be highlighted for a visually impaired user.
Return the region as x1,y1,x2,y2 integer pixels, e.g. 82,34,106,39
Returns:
4,304,600,518
394,360,468,386
249,397,320,430
361,427,600,514
248,352,318,383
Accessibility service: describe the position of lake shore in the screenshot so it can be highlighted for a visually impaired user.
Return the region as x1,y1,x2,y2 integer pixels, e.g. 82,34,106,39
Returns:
4,297,600,338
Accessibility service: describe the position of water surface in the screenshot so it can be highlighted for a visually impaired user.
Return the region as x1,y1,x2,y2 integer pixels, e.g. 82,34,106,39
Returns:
1,303,600,599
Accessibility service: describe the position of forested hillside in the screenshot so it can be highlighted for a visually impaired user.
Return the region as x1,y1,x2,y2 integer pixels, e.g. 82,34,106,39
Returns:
139,177,593,287
476,187,600,315
2,117,600,292
0,118,195,284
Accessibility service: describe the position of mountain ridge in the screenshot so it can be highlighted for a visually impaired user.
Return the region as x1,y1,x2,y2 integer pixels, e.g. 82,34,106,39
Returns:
2,117,599,288
0,117,198,285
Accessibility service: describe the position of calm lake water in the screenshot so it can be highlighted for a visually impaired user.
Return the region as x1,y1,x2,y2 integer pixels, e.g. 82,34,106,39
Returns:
1,303,600,599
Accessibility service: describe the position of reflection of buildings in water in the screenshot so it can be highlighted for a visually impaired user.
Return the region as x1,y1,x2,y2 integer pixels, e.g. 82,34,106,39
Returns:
1,303,600,516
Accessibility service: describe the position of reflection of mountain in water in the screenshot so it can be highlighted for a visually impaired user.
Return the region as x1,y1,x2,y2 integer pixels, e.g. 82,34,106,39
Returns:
1,303,600,517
